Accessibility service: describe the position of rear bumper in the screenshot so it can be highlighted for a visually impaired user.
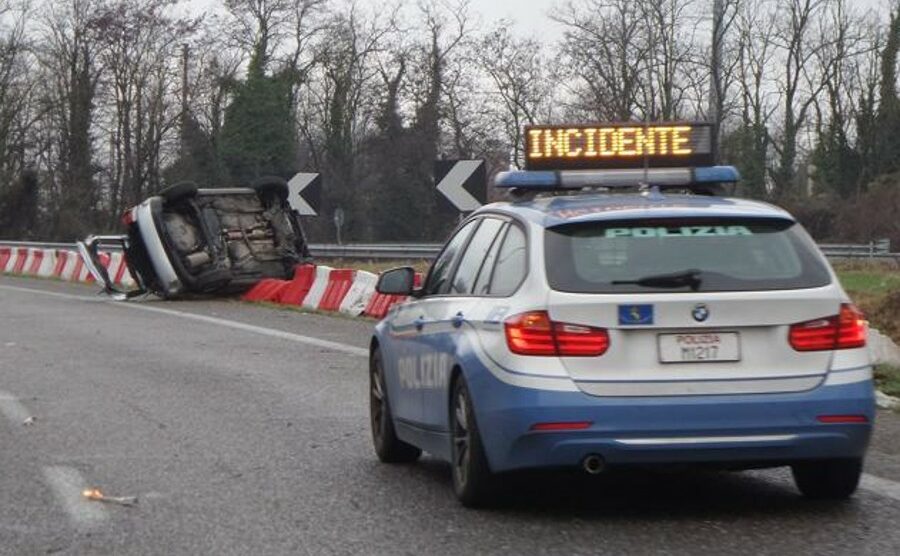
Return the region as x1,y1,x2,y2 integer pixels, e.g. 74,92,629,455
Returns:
466,368,874,473
77,235,144,299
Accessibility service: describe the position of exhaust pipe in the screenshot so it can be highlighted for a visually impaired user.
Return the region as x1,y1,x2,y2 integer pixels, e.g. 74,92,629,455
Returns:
582,454,606,475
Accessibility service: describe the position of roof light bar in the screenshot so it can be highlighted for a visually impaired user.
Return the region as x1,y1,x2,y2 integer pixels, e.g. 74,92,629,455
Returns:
495,166,741,190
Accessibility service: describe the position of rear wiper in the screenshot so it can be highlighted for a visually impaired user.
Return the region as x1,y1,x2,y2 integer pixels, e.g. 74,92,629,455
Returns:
612,269,703,291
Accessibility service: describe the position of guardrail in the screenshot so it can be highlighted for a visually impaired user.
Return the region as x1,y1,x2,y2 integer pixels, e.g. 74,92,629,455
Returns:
309,243,441,259
1,239,897,261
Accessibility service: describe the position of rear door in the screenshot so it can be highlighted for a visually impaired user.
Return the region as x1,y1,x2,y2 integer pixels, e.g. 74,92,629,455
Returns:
417,216,509,430
386,219,479,426
543,217,842,396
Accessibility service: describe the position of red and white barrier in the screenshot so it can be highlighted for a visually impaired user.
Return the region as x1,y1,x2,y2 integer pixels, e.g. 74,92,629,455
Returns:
276,264,316,305
0,246,12,272
105,251,136,289
9,247,29,274
302,265,333,310
242,278,291,303
31,249,57,278
53,250,79,281
237,264,410,320
340,270,377,316
318,269,355,312
2,242,416,322
1,245,134,286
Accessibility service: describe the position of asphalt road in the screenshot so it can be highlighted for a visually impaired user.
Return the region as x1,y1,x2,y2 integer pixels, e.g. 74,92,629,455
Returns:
2,275,900,556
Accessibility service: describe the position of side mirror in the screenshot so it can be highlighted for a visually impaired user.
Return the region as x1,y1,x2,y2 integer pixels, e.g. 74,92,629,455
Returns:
376,267,416,296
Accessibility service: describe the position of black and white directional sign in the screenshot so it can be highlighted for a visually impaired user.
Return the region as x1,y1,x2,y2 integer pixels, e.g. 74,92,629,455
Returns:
287,173,322,216
434,160,486,213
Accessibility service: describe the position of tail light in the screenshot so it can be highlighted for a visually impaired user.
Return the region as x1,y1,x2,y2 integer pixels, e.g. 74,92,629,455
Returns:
505,311,609,357
121,208,135,226
789,303,867,352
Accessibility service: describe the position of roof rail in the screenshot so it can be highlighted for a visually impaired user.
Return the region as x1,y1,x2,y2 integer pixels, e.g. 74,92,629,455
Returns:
495,166,740,193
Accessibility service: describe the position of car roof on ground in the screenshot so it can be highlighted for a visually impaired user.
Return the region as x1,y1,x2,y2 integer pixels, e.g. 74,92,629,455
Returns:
480,193,793,228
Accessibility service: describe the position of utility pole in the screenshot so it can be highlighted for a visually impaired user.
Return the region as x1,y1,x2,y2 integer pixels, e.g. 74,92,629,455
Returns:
709,0,724,163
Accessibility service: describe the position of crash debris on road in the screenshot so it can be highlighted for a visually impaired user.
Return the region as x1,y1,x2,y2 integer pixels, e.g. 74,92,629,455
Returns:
82,487,138,507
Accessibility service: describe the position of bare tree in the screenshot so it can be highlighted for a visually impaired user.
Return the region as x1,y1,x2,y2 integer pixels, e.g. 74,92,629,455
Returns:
298,1,394,239
94,0,199,220
769,0,835,197
0,0,37,188
553,0,646,120
477,23,553,167
0,0,42,238
636,0,698,120
808,0,872,197
724,0,779,197
36,0,104,239
225,0,293,75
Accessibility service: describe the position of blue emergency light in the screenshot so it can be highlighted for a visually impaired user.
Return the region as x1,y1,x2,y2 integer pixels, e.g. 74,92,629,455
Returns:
494,166,741,190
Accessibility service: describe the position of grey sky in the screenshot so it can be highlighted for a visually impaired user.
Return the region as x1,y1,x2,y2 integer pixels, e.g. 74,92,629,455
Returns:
186,0,562,34
185,0,898,26
186,0,890,38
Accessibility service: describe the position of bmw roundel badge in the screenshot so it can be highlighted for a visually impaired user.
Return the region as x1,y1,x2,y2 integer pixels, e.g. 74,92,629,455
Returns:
692,304,710,322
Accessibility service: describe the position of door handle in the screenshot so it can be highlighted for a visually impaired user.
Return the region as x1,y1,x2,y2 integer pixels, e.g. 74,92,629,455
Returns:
414,316,425,331
452,312,465,329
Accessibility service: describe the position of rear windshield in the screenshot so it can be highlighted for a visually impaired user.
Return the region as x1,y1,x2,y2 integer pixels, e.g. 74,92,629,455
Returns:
545,218,831,293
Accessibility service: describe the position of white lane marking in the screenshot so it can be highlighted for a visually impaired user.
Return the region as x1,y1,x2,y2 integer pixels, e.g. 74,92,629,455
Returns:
42,466,108,530
860,473,900,503
0,284,368,358
0,284,104,303
111,303,369,358
0,390,32,424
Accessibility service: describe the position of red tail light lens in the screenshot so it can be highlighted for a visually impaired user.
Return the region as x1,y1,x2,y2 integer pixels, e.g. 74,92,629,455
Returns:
836,303,867,349
505,311,609,357
789,303,867,352
530,421,593,431
121,209,135,226
555,323,610,356
816,415,869,424
505,311,556,355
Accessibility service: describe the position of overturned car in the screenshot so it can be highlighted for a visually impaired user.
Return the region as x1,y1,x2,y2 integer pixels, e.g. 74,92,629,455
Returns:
79,177,312,299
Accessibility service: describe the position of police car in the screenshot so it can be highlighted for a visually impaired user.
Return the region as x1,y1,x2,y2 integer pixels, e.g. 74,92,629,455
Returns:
369,123,873,507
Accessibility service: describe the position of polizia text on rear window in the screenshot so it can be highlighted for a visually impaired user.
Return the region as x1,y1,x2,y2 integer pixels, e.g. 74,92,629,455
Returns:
545,218,831,293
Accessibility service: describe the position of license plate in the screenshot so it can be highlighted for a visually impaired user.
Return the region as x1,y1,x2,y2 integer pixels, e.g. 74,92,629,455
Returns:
658,332,740,363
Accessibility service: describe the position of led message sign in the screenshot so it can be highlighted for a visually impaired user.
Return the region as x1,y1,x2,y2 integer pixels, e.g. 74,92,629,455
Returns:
524,123,714,171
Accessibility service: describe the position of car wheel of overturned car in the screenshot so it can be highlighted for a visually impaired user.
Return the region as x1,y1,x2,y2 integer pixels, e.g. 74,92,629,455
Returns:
791,458,862,499
370,348,421,463
250,176,289,203
451,374,496,507
159,181,198,204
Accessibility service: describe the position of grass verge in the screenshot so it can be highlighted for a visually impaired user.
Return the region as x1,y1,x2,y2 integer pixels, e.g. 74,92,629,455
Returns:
875,364,900,399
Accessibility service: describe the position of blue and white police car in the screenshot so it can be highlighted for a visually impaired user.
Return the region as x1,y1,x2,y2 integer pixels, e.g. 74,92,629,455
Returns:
369,123,873,507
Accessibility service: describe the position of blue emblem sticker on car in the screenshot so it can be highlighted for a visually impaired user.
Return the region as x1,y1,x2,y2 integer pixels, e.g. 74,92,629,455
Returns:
618,304,654,326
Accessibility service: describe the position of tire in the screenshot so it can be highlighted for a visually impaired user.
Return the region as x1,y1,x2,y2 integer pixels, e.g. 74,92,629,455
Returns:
251,176,289,202
450,374,496,507
370,349,421,463
791,458,862,500
160,181,198,203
